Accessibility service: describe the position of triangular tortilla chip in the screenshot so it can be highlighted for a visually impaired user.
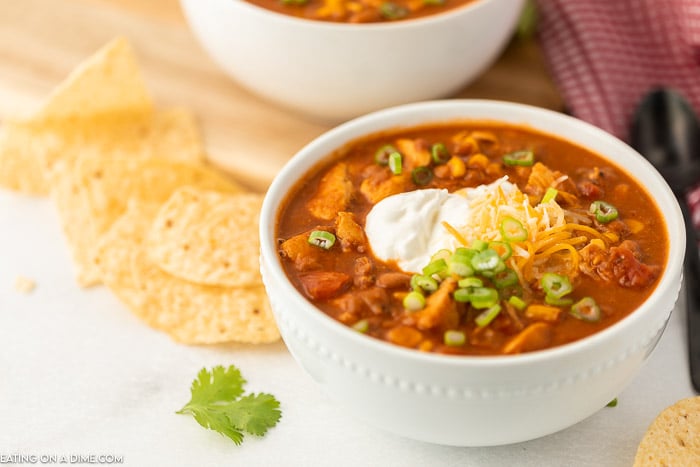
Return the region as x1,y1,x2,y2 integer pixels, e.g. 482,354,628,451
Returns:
94,203,279,344
53,156,241,287
0,108,204,196
29,36,152,121
41,108,205,183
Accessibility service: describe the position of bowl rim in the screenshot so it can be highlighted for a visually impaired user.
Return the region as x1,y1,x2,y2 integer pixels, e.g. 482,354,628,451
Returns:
191,0,515,31
260,98,685,368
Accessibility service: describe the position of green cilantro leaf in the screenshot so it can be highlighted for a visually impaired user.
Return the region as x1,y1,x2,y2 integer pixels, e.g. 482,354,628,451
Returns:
190,365,246,404
189,406,245,445
177,365,281,445
224,393,282,437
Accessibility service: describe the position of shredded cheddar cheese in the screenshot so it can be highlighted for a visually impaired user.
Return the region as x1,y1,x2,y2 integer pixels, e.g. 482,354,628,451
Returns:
442,176,606,286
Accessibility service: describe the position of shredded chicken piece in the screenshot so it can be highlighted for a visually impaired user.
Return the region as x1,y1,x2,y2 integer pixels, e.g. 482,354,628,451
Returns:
502,322,552,354
307,163,353,220
335,212,366,252
410,278,459,330
395,138,431,169
279,232,325,271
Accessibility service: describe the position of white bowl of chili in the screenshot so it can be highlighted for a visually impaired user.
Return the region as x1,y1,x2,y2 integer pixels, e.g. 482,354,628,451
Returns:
179,0,524,122
259,99,684,446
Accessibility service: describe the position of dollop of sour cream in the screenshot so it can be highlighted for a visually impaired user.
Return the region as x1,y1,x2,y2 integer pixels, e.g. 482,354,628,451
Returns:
365,188,471,273
365,178,520,274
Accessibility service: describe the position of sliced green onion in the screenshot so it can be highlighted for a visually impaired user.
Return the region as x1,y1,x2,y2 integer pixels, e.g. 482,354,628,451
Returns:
489,241,512,260
431,142,450,164
453,288,472,302
570,297,601,322
508,295,527,310
545,295,574,306
466,287,498,307
492,268,519,289
412,166,434,186
479,259,506,278
541,187,558,204
471,300,497,310
388,151,402,175
540,272,572,299
458,277,483,288
431,249,452,262
380,2,409,19
503,150,534,167
374,144,397,165
470,249,500,272
443,330,466,346
606,398,618,408
475,304,502,327
352,319,369,333
410,274,438,292
589,200,619,223
307,230,336,249
403,291,426,311
500,216,528,242
454,247,476,258
448,254,474,277
470,239,489,251
422,258,448,278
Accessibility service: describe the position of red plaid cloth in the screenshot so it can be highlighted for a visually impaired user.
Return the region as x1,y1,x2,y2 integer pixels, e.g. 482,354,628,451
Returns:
536,0,700,141
536,0,700,226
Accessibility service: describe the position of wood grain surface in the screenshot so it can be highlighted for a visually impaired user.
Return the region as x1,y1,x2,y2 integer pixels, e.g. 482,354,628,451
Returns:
0,0,563,191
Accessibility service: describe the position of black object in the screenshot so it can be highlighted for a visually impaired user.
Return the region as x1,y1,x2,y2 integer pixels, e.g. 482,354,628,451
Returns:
630,87,700,393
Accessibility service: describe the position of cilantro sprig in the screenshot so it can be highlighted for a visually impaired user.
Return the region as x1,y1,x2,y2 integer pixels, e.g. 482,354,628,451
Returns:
177,365,281,445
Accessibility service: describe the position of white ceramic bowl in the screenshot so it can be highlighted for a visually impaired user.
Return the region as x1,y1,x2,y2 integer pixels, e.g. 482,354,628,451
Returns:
180,0,524,122
259,100,684,446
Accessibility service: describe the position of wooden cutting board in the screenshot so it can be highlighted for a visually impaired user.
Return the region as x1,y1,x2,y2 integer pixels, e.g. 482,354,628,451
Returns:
0,0,563,192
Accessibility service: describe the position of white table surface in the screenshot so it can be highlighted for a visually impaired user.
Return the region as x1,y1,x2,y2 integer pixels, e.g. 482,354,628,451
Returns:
0,190,695,467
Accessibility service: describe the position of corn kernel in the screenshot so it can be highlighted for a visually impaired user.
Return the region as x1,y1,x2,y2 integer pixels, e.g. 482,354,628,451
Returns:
452,131,479,154
626,219,644,234
419,340,434,352
467,153,489,168
447,156,466,177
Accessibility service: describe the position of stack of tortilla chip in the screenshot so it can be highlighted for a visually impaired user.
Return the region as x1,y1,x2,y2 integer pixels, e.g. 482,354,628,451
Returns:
0,37,279,345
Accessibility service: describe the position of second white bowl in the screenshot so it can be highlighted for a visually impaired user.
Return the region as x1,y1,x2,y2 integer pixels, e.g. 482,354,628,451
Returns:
180,0,525,122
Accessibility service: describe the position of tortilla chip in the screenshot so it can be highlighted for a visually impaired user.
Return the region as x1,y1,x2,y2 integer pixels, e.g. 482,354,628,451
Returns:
29,36,152,121
94,203,279,344
53,157,241,287
634,396,700,466
0,108,204,196
147,187,263,287
43,108,205,183
0,123,51,195
0,36,174,196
